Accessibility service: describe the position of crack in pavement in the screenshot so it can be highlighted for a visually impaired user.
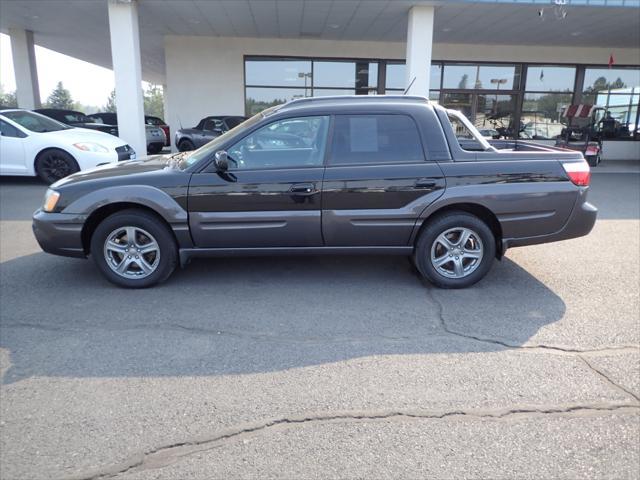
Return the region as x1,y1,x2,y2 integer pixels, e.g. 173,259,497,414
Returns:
422,286,640,356
579,355,640,402
68,402,639,480
3,320,639,357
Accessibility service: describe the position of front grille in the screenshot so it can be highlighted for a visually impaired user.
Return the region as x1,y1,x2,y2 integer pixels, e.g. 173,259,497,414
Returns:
115,145,135,161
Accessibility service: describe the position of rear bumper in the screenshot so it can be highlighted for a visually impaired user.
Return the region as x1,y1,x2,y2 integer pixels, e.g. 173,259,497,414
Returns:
502,197,597,250
32,210,87,258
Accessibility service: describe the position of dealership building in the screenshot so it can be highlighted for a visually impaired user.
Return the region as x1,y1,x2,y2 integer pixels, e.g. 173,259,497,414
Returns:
1,0,639,159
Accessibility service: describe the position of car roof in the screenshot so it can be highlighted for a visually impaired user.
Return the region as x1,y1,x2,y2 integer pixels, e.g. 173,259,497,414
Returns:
278,95,429,111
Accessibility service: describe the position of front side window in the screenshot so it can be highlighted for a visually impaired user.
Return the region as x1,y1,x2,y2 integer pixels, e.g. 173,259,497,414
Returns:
330,114,425,165
2,111,71,133
227,116,329,170
203,119,221,131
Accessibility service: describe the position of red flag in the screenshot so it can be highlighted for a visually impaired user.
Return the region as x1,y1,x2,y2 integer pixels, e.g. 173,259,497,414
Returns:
608,53,615,68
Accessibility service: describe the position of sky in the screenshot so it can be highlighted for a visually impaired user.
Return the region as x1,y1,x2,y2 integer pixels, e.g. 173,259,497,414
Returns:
0,33,149,108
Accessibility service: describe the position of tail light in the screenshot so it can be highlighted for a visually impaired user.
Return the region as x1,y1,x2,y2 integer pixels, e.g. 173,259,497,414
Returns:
562,160,591,186
585,145,600,156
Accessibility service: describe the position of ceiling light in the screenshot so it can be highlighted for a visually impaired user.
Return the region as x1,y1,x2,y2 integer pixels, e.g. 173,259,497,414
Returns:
570,31,581,36
328,24,340,29
442,27,452,32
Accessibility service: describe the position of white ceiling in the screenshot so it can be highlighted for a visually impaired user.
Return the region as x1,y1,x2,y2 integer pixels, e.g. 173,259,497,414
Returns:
1,0,639,83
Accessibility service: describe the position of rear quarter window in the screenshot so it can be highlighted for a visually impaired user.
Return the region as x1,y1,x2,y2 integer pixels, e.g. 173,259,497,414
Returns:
330,114,425,165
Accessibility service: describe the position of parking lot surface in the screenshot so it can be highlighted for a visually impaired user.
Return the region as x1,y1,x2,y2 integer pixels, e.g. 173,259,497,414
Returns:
0,171,638,479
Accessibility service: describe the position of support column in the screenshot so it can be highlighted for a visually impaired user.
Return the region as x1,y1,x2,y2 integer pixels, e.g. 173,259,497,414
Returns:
108,0,146,157
405,6,435,96
9,28,41,109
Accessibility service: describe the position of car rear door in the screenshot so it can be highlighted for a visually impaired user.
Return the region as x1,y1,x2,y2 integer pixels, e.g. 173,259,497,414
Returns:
322,113,445,246
188,115,330,248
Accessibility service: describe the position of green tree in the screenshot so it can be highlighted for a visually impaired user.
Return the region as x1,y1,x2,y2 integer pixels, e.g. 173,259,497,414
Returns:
104,89,117,112
0,84,18,108
143,84,164,118
45,81,74,109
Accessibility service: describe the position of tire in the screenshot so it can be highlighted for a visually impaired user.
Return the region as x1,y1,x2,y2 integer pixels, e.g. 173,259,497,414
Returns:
178,139,195,152
90,209,178,288
147,143,163,155
35,149,80,184
414,212,496,289
586,155,600,167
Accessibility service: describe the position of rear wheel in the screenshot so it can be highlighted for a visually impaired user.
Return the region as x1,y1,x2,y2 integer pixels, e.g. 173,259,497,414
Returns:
147,143,163,154
414,212,496,289
178,139,195,152
586,154,601,167
90,209,177,288
35,149,79,184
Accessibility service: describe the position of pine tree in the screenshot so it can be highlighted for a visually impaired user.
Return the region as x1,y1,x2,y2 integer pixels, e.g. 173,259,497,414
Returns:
104,89,117,112
46,81,74,109
0,84,18,108
143,84,164,118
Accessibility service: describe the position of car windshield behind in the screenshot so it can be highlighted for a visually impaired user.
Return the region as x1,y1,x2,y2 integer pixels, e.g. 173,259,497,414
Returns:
225,117,245,129
179,107,277,169
63,112,94,124
146,117,164,125
3,110,72,133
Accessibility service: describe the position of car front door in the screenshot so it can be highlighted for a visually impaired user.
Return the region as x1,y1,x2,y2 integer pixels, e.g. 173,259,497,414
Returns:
0,119,28,174
322,114,445,246
188,115,330,248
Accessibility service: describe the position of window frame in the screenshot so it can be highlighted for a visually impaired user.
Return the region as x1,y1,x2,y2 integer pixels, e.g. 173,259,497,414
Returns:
326,113,428,167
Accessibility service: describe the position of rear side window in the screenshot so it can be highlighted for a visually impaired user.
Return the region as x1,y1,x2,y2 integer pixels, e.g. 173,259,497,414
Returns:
330,114,425,165
0,119,26,138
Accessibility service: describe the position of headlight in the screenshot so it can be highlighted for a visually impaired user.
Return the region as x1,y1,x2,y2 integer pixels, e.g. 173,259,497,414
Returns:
73,142,109,153
42,189,60,212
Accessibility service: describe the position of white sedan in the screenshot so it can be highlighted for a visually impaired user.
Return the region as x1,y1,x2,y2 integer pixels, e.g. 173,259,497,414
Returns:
0,109,136,184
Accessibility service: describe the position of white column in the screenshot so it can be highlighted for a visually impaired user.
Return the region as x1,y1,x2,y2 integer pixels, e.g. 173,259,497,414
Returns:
108,0,146,157
9,28,41,109
405,6,435,96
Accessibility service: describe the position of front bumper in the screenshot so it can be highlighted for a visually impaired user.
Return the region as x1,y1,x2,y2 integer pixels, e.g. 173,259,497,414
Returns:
32,210,87,258
502,197,598,250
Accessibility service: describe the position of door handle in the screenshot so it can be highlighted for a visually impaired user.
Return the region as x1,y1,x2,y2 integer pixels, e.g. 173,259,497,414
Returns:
289,183,317,195
415,178,439,189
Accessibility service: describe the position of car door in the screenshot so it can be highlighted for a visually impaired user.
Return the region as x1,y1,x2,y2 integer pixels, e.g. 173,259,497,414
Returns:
188,115,330,248
196,118,221,147
322,113,445,246
0,119,28,174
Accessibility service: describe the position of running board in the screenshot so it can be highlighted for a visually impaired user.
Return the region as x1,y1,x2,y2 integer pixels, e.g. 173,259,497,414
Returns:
179,246,413,267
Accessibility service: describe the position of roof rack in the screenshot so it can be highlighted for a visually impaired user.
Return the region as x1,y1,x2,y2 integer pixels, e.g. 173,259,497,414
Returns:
281,95,430,108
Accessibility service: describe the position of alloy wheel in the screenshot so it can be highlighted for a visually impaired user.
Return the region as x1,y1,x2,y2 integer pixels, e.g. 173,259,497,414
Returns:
103,226,161,279
430,227,484,279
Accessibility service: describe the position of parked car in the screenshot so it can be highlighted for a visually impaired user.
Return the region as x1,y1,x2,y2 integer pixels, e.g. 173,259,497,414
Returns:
174,115,246,151
32,96,596,289
0,109,135,184
145,115,170,147
87,112,166,154
35,108,119,136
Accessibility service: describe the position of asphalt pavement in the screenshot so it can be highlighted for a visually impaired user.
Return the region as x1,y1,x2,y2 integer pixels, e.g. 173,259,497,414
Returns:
0,171,638,479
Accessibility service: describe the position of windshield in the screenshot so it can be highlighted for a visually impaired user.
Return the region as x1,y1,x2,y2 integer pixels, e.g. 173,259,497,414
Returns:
225,117,245,129
59,111,94,124
180,107,278,169
3,110,72,133
446,109,493,151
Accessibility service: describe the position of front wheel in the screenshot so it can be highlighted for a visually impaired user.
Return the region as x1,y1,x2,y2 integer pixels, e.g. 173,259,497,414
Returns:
90,209,177,288
35,149,79,184
178,139,195,152
414,212,496,289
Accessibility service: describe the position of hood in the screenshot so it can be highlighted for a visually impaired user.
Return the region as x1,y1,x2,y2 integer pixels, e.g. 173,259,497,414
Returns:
42,127,127,147
53,154,177,188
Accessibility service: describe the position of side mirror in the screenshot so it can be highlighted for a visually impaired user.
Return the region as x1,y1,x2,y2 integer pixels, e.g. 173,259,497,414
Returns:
214,150,229,172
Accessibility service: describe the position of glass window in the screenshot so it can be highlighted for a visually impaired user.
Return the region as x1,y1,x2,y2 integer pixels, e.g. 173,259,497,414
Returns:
245,59,312,87
443,64,519,90
521,93,573,139
2,110,71,133
245,87,308,115
385,63,441,91
312,89,356,97
583,68,640,97
203,119,221,131
227,116,329,170
314,61,356,88
446,111,491,152
525,66,576,92
0,119,26,138
330,114,424,165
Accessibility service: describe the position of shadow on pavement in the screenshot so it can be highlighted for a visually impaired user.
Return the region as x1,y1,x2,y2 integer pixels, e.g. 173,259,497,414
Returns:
0,252,565,383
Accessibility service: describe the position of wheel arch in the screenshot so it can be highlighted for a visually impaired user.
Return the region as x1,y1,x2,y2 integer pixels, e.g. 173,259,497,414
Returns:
81,202,179,255
413,202,504,258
